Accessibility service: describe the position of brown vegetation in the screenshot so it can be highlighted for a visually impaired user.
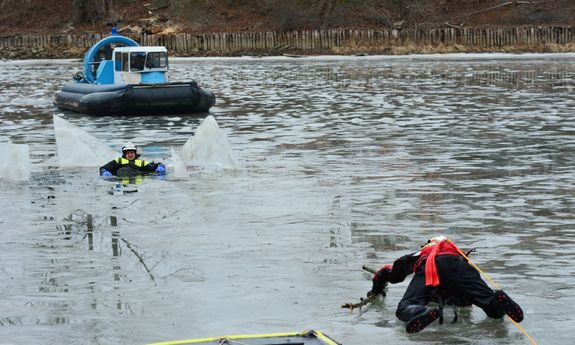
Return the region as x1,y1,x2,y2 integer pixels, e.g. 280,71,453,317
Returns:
1,0,574,37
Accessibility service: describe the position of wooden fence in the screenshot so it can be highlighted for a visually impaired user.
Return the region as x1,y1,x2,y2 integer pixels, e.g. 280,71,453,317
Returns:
1,27,574,55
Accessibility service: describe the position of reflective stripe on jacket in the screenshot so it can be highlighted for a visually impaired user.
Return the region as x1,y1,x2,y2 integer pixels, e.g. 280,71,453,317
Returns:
114,157,150,167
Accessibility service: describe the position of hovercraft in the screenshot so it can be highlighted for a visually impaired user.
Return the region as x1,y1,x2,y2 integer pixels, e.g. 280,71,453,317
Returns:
54,31,215,116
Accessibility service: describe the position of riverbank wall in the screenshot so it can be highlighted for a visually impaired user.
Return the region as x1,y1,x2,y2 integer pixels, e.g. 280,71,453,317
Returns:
1,26,574,59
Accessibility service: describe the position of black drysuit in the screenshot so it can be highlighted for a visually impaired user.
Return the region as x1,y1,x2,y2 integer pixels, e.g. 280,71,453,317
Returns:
373,250,506,323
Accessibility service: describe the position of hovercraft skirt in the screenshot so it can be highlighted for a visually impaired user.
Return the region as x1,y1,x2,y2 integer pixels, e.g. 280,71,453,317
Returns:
54,82,215,116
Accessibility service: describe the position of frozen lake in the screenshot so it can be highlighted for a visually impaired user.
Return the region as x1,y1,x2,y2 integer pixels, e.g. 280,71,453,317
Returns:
1,53,575,345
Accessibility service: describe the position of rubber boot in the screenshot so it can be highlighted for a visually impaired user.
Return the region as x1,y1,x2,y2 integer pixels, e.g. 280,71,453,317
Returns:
494,290,524,323
405,307,440,333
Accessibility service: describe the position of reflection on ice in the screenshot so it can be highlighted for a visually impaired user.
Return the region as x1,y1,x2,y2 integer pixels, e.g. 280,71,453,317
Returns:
53,115,116,167
180,115,239,170
0,143,31,181
58,209,158,282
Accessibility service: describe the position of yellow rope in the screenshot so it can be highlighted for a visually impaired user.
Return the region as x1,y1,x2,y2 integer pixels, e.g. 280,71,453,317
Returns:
449,240,538,345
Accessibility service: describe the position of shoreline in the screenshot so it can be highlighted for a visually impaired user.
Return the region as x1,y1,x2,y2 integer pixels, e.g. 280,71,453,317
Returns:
2,26,575,60
2,45,575,60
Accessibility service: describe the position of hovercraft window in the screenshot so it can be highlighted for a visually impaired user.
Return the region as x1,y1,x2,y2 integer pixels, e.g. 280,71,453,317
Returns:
122,52,129,71
114,52,122,71
130,52,146,71
145,52,168,69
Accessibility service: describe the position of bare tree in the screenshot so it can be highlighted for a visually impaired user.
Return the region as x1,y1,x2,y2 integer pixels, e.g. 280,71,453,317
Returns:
73,0,113,24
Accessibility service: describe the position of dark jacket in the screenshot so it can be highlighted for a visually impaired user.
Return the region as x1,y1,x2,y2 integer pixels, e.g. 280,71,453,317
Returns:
99,157,161,176
374,239,461,287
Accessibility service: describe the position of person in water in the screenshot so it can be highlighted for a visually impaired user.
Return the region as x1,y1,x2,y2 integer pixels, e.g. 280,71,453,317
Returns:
369,235,524,333
99,142,166,177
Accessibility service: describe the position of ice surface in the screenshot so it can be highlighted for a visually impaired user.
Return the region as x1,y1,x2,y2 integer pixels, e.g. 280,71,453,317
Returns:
180,115,239,170
170,146,190,178
53,115,117,167
0,143,31,181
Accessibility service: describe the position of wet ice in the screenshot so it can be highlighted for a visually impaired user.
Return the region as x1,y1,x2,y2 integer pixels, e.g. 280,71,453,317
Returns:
1,54,575,345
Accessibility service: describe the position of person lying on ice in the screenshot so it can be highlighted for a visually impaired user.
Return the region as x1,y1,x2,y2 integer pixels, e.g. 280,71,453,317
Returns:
99,141,166,177
368,235,524,333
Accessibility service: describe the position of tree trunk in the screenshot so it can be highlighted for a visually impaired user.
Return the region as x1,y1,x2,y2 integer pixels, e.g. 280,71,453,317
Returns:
73,0,113,25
